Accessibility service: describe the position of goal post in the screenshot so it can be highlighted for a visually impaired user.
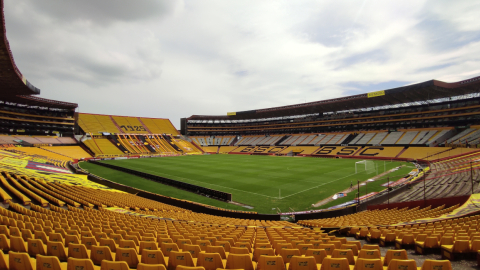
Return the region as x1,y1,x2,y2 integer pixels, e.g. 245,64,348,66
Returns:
355,160,375,174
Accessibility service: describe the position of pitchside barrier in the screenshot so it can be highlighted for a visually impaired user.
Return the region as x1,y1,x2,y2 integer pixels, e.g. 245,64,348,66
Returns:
86,172,280,221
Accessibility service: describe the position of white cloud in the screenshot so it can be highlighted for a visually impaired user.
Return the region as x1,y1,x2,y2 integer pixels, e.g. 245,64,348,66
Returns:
4,0,480,129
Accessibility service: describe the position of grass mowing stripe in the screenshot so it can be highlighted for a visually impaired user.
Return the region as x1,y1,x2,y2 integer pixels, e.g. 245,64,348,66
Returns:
89,155,410,214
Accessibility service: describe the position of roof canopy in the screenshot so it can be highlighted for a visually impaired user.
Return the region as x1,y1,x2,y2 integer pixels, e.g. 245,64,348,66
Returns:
188,76,480,121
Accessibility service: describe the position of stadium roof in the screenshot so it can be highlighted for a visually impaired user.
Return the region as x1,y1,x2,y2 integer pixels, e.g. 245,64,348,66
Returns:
188,76,480,121
0,0,77,109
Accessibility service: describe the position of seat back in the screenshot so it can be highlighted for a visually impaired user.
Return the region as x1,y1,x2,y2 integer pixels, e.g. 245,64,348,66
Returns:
225,254,254,270
27,238,45,257
453,240,470,253
331,249,355,265
339,244,358,256
354,258,383,270
253,248,275,262
318,244,335,255
36,255,63,270
358,249,381,260
137,263,167,270
230,247,250,255
205,246,227,259
9,251,34,270
160,243,179,257
68,243,90,259
183,244,202,258
383,250,408,266
116,247,140,268
257,255,285,270
10,236,27,252
197,252,224,270
99,260,129,270
287,256,317,270
47,241,67,262
279,248,301,264
305,249,327,265
91,245,114,265
420,259,452,270
387,259,417,270
141,249,167,265
320,257,350,270
167,251,195,270
99,238,117,252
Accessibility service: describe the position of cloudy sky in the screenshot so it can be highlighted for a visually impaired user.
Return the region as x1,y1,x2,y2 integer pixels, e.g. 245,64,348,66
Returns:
4,0,480,128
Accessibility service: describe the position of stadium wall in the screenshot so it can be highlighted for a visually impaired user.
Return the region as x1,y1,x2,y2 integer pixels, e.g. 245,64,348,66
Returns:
294,205,357,221
366,195,470,211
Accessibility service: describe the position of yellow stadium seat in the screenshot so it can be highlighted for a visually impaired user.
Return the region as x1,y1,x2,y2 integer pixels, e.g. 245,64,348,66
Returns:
197,252,224,270
27,238,46,257
319,257,350,270
91,245,114,266
386,259,417,270
137,263,167,270
353,258,383,270
9,251,35,270
167,251,195,270
36,255,66,270
225,254,255,270
100,260,129,270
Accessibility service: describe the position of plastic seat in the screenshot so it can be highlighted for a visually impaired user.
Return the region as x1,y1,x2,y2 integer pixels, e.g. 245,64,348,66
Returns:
383,250,407,266
167,251,195,270
331,249,355,265
253,248,275,262
319,257,350,270
0,234,10,252
91,245,114,266
115,247,140,268
139,241,158,255
183,244,202,259
35,231,48,245
305,249,327,265
10,236,27,253
215,241,231,253
287,256,317,270
257,255,285,270
99,238,117,253
9,251,34,270
357,249,381,260
100,260,129,270
160,243,179,257
69,243,91,259
386,259,417,270
205,246,227,260
317,244,335,256
141,249,167,266
176,266,204,270
82,237,98,250
0,252,8,270
196,240,212,252
49,233,64,243
47,240,68,262
229,247,250,256
64,235,80,248
255,243,273,249
339,244,358,256
420,259,452,270
27,238,46,257
441,240,470,260
353,258,383,270
137,263,167,270
279,249,301,265
36,255,66,270
197,252,224,270
21,229,34,242
176,239,192,250
225,254,255,270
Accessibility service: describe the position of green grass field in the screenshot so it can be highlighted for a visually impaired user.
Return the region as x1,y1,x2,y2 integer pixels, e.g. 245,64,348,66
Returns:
80,155,413,214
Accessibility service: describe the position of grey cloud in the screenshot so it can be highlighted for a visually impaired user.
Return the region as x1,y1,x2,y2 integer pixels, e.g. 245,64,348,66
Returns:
25,0,176,25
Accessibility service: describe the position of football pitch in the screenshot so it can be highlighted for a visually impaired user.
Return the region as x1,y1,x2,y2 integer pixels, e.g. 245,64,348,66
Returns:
80,155,412,214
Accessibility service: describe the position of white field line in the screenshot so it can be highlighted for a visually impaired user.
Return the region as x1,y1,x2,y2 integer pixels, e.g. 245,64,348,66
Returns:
279,172,359,199
115,158,364,200
116,165,279,199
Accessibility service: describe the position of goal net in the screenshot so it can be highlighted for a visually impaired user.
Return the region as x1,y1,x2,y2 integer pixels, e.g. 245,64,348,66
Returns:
355,160,375,174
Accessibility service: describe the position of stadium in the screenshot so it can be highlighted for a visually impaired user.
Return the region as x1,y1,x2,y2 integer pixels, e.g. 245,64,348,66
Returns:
1,1,480,269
